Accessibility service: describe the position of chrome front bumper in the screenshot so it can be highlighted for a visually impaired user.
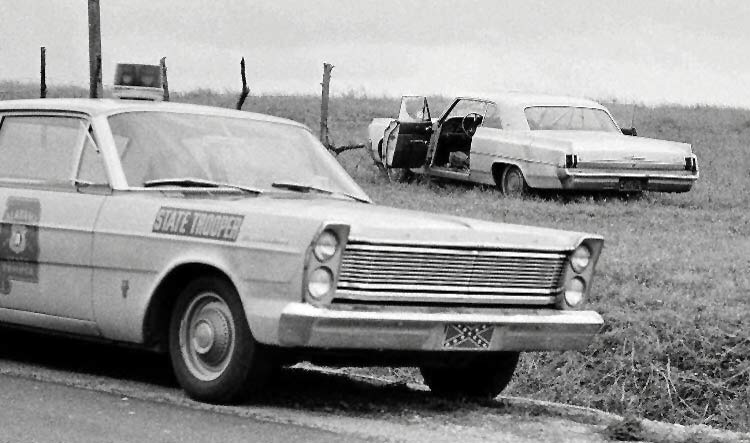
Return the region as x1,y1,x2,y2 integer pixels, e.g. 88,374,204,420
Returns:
277,303,603,352
558,168,698,192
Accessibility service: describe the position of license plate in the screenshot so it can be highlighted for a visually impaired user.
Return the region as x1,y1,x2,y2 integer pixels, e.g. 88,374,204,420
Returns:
442,324,494,349
619,178,645,192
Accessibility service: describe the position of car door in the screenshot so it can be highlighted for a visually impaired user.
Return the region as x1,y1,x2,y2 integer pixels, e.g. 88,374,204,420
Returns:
383,96,433,169
425,98,500,175
0,112,109,331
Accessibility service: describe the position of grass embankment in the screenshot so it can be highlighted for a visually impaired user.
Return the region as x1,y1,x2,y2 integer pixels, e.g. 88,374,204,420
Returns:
3,82,749,432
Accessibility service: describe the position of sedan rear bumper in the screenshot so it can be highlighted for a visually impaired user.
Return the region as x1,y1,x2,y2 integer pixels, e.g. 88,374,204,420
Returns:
558,168,698,192
277,303,603,352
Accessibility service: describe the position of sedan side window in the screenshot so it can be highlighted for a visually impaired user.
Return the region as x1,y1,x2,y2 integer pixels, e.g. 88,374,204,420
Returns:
0,115,92,185
482,103,503,129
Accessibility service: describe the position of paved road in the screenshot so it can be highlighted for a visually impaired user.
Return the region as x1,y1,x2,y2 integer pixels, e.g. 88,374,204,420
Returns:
0,327,614,443
0,374,366,443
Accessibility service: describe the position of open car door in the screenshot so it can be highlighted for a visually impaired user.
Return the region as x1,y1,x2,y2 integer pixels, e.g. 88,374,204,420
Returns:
383,96,432,169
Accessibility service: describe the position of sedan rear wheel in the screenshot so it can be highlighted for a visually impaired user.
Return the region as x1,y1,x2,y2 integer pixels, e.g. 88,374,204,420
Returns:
169,276,271,404
420,352,520,399
500,165,529,197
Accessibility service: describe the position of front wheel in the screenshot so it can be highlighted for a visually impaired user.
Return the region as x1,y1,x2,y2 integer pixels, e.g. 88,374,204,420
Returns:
386,166,414,183
169,276,271,403
420,352,520,398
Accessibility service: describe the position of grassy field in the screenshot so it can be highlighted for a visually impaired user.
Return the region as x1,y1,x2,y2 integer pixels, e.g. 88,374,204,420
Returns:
3,81,749,432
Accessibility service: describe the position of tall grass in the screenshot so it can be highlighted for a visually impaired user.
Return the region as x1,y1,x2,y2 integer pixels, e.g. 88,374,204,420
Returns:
3,81,749,431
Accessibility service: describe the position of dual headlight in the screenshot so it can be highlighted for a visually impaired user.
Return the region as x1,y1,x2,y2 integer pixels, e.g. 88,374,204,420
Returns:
306,229,342,304
570,244,591,273
313,231,338,262
308,267,334,300
564,244,592,308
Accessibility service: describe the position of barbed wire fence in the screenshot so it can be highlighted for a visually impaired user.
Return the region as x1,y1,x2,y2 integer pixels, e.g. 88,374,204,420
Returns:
0,50,383,178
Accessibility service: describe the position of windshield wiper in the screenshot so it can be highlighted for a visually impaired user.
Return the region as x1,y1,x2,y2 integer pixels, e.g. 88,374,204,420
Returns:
271,181,369,203
143,178,262,194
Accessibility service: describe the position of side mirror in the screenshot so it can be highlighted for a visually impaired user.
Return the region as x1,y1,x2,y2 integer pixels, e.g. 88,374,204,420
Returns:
621,127,638,136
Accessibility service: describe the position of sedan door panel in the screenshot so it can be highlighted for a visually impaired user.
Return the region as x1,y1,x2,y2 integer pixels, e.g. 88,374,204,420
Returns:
0,189,104,322
384,122,432,169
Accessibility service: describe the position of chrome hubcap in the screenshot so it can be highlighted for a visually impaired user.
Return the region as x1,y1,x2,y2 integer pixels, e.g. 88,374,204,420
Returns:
180,292,235,381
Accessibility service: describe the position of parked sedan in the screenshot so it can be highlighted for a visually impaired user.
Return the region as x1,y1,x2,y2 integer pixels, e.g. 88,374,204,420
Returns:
0,98,603,403
368,93,699,195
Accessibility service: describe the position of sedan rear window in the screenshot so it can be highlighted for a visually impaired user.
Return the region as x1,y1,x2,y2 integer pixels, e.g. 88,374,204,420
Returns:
524,106,619,132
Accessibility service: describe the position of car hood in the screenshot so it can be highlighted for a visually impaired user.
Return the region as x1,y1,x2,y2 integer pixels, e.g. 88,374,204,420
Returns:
205,196,592,251
531,130,692,163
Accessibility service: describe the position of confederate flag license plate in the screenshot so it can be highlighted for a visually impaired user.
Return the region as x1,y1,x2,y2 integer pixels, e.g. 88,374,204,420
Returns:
442,324,495,350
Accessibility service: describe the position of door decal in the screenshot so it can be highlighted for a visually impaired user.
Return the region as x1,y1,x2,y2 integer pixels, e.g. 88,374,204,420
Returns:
0,197,41,294
152,207,244,242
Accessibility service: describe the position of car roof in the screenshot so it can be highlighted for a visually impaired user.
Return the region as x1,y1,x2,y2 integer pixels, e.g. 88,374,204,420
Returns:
488,92,606,109
0,98,306,128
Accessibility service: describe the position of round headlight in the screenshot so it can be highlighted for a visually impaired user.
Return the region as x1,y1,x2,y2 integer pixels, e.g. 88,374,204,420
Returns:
570,245,591,273
308,267,333,300
313,231,339,262
564,277,586,307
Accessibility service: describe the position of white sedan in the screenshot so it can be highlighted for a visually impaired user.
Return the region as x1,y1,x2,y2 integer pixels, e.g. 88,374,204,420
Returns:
368,93,699,195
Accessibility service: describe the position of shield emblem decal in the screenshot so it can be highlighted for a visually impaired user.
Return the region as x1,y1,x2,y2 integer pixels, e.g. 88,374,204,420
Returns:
9,224,27,254
1,197,41,284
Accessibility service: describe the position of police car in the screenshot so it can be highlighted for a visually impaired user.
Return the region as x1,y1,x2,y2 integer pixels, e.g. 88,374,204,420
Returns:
0,71,604,403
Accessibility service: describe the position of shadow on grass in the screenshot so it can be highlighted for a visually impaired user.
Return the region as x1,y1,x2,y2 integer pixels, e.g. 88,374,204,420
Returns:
423,177,650,204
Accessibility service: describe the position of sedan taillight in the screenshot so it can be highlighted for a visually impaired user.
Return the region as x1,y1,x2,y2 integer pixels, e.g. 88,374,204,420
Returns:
565,154,579,168
685,156,697,172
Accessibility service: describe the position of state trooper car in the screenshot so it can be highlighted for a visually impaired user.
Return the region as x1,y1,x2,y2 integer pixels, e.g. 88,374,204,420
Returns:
0,96,604,403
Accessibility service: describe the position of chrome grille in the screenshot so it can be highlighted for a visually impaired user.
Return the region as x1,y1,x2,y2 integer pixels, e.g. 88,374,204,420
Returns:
336,241,568,305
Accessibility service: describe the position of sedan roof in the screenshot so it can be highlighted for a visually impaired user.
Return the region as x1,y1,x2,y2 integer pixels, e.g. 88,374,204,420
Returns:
490,92,606,109
0,98,305,128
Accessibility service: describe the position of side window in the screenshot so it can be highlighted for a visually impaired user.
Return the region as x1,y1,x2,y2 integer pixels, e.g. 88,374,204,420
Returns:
0,115,84,183
482,103,503,129
77,129,109,184
398,96,431,122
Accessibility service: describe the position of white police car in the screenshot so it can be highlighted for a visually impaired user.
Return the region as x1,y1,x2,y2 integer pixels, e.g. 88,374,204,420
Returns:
0,78,603,403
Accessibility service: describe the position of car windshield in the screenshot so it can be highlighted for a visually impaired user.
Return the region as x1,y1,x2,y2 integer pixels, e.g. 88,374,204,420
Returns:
524,106,619,132
108,111,369,201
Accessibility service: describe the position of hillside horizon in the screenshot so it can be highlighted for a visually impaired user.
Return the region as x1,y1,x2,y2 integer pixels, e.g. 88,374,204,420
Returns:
2,79,750,112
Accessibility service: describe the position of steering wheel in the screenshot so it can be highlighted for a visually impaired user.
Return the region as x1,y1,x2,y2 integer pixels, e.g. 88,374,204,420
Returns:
461,112,482,136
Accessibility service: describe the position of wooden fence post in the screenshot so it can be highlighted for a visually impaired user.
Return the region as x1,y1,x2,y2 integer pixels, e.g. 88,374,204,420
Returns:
160,57,169,101
87,0,103,98
40,47,47,99
236,57,250,110
320,63,334,147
